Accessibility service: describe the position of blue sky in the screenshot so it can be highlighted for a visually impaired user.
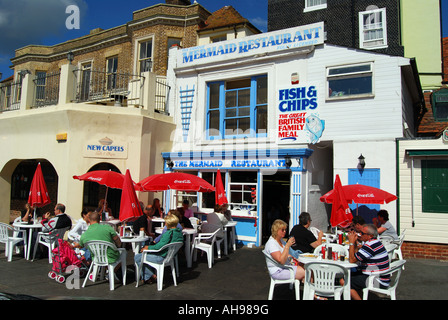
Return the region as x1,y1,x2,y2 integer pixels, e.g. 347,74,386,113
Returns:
0,0,446,80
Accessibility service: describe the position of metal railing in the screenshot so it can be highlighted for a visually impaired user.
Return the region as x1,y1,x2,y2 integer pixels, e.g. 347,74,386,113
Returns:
33,71,60,108
155,76,170,114
0,80,22,112
73,68,144,107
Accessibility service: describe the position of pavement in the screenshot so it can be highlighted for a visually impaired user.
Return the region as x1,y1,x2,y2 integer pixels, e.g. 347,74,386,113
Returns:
1,242,448,305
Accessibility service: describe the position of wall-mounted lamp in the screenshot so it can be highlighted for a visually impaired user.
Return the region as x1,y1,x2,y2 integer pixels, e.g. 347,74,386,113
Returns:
0,72,2,80
166,159,174,168
285,156,292,168
67,51,74,65
358,154,365,170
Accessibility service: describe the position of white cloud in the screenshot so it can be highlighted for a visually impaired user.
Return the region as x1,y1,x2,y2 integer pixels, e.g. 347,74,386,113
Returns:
0,0,87,55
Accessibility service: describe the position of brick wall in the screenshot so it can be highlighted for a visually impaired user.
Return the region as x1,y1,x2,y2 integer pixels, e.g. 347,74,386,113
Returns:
267,0,404,57
401,241,448,261
443,37,448,84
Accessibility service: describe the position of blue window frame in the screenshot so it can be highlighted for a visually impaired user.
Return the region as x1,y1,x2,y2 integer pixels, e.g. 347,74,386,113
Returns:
206,75,267,139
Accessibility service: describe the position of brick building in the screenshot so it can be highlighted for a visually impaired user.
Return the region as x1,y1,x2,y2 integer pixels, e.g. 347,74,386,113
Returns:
0,0,260,223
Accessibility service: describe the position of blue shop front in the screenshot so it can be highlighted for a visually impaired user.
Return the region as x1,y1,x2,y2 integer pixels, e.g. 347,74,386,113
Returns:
161,148,313,247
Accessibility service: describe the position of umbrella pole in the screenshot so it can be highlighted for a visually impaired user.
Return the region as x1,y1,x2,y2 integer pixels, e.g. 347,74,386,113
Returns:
33,207,37,223
103,186,109,220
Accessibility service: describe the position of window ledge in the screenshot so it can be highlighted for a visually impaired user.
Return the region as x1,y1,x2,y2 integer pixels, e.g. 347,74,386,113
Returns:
326,93,375,101
304,4,327,12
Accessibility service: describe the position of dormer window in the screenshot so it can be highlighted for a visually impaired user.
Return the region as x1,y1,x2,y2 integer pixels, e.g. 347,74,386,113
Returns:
359,8,388,49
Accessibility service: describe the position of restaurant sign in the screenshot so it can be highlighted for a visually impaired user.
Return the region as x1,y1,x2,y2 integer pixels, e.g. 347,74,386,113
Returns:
178,22,324,66
277,83,325,144
83,137,128,159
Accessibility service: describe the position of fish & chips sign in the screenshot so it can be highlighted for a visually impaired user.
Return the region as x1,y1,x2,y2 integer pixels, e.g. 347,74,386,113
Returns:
178,22,324,66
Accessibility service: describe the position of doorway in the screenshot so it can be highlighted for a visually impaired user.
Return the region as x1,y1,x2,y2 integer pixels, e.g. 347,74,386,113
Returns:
262,171,291,244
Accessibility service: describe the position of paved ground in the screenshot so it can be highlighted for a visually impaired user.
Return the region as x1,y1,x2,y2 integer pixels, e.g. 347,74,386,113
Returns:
1,243,448,307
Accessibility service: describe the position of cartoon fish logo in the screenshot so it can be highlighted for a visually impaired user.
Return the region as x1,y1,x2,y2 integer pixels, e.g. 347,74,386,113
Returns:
305,114,325,144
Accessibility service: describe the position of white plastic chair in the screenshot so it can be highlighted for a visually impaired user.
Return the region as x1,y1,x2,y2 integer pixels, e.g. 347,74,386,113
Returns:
262,250,300,300
32,226,70,263
313,243,349,257
82,240,127,291
189,217,200,232
135,241,184,291
363,259,406,300
0,222,28,262
191,229,219,268
393,229,406,261
384,243,398,261
303,261,349,300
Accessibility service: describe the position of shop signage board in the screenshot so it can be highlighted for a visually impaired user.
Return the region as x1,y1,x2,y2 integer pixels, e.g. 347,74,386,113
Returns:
276,83,325,144
178,22,324,67
83,137,128,159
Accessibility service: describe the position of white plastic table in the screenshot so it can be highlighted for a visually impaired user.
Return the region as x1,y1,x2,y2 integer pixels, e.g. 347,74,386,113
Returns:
297,253,358,300
120,235,150,255
12,221,42,260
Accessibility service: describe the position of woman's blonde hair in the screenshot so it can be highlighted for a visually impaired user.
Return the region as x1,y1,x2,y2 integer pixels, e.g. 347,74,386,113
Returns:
164,213,179,229
271,219,287,238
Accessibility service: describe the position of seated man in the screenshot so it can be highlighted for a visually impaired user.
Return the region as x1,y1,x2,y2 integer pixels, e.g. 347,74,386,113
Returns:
347,224,390,300
289,211,323,254
41,203,72,233
33,203,72,258
77,211,122,264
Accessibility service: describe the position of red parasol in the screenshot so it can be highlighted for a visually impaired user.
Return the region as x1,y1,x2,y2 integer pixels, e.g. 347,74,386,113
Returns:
119,169,143,222
73,170,125,189
215,169,228,205
28,163,51,222
28,162,51,207
329,175,353,228
137,172,215,193
320,183,398,205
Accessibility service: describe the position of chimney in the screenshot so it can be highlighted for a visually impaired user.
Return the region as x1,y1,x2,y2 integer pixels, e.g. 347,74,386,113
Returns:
165,0,191,6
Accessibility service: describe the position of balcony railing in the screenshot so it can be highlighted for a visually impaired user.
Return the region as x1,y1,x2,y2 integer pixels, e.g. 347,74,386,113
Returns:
0,80,22,112
73,68,144,107
33,71,60,108
0,64,169,115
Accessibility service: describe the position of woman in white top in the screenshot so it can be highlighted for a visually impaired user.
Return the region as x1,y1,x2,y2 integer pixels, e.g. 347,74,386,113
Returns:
68,210,89,242
264,219,305,281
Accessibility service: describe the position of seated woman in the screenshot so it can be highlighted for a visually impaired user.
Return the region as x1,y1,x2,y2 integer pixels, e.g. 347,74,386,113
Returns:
134,214,184,284
264,219,305,281
68,209,89,242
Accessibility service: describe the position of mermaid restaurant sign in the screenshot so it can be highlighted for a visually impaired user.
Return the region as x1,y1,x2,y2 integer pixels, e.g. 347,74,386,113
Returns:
83,137,128,159
277,84,325,145
178,22,324,66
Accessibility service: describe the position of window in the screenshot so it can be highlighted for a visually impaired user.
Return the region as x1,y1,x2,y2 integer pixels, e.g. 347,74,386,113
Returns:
431,89,448,121
304,0,327,12
106,56,118,90
139,40,153,74
229,171,257,211
35,71,47,103
79,62,91,101
206,75,268,139
327,63,373,99
359,8,387,49
211,35,227,43
422,160,448,213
